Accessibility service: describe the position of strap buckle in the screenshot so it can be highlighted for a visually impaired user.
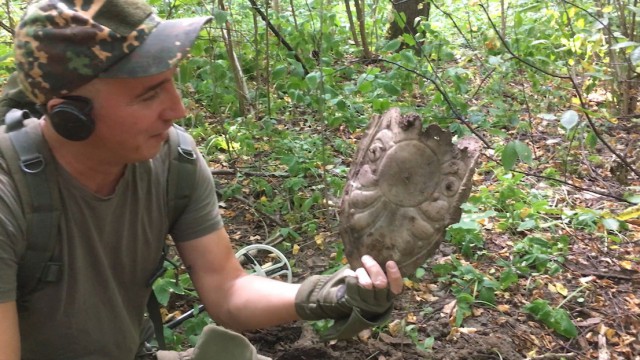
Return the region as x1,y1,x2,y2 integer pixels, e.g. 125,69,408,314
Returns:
20,155,45,173
177,145,195,160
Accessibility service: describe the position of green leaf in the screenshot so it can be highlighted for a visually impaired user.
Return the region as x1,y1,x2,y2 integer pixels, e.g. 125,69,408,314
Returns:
503,141,532,170
305,71,321,89
455,293,474,327
153,279,172,306
517,219,537,231
272,65,287,80
382,39,402,52
610,41,639,50
212,9,229,25
602,218,620,231
502,142,518,170
514,141,533,165
524,299,578,338
499,268,518,289
586,131,598,148
625,193,640,204
560,110,579,130
380,80,401,96
400,49,417,67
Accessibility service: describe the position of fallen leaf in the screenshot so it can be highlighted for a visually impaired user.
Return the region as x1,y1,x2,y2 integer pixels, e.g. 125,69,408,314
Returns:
579,276,596,284
403,279,415,289
619,260,633,270
442,299,457,316
575,317,602,327
616,204,640,221
497,304,510,312
406,312,417,323
314,233,325,249
357,328,371,342
458,327,478,334
555,282,569,296
387,319,403,337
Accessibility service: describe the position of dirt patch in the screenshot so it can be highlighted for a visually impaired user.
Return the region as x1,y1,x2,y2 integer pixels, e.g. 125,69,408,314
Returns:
205,174,640,360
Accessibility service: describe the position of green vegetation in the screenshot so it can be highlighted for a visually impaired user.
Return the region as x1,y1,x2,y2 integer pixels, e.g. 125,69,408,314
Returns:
1,0,638,355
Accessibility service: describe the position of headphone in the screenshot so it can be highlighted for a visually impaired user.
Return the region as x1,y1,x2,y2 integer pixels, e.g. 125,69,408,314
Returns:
48,96,95,141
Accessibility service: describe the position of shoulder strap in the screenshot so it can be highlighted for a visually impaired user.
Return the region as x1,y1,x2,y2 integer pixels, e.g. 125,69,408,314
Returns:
0,110,61,310
147,124,198,349
167,124,198,227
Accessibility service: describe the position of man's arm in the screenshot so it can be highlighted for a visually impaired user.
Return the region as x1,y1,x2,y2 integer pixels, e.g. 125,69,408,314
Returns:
177,227,404,333
0,301,20,360
176,227,300,331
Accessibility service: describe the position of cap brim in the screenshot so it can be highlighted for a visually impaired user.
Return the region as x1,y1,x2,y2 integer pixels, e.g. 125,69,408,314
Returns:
100,16,212,78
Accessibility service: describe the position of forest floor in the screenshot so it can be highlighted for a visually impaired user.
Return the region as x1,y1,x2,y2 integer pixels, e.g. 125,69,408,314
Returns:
214,153,640,359
168,110,640,359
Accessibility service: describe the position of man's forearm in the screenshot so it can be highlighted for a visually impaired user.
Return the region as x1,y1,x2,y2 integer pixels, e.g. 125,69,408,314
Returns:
203,274,301,331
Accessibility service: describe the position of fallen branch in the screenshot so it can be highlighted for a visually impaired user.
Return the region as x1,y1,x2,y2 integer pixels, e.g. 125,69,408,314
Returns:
210,168,289,177
528,353,578,360
565,263,637,281
215,188,285,229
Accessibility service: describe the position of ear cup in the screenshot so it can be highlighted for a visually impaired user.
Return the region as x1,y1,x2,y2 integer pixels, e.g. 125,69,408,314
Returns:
49,96,94,141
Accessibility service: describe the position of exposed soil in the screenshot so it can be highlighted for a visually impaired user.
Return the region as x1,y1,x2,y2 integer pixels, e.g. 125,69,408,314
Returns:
217,185,640,360
215,188,636,360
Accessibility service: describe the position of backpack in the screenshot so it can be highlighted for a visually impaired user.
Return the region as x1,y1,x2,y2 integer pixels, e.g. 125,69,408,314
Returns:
0,108,198,349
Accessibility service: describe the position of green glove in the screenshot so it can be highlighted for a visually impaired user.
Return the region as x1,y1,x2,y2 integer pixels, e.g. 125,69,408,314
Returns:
295,267,395,340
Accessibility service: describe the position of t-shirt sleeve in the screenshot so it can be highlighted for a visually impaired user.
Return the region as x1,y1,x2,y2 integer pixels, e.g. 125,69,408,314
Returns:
0,156,26,303
169,144,224,243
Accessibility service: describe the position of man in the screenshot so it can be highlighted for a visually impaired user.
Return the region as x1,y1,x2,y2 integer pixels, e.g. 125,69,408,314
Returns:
0,1,403,359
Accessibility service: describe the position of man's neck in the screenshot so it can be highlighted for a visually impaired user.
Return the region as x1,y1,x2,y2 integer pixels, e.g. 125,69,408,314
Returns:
41,120,125,197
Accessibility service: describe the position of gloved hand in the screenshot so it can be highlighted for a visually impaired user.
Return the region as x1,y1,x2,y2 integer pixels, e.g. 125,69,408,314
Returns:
155,325,272,360
295,264,397,340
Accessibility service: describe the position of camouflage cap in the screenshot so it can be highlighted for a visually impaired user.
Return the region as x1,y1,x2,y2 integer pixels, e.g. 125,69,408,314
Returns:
14,0,212,104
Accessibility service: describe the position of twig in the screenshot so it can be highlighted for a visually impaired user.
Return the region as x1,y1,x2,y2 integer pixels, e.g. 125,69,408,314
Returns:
565,263,636,281
510,167,632,203
210,168,289,177
431,1,475,53
567,73,640,179
214,188,285,228
469,67,496,100
363,58,493,149
527,353,578,360
479,3,570,79
0,21,13,36
479,1,640,180
355,59,634,203
246,0,310,75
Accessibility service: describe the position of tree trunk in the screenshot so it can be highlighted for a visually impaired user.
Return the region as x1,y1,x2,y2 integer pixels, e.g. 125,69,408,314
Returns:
289,0,299,32
353,0,371,58
343,0,360,46
218,0,251,115
387,0,430,47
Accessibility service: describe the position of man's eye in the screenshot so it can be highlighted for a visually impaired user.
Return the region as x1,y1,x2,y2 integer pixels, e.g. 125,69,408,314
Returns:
141,90,160,102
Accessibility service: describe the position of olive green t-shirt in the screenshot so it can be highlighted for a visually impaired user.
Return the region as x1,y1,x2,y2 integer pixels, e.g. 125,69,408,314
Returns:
0,134,223,359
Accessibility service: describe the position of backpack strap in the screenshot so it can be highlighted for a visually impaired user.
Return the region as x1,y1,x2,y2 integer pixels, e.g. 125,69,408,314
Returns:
146,124,198,349
0,110,61,311
167,124,198,227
